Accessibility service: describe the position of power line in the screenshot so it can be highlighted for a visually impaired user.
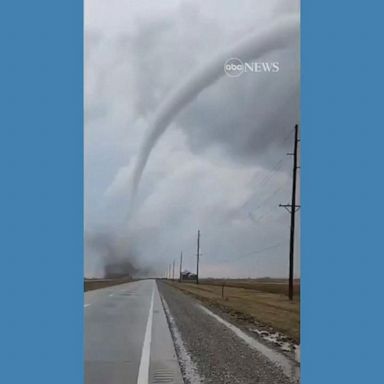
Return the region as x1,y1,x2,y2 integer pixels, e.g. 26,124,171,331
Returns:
251,182,289,213
239,241,288,258
248,203,287,226
241,171,290,223
240,129,295,214
217,240,288,263
281,126,296,145
258,157,291,184
242,176,291,226
242,158,288,209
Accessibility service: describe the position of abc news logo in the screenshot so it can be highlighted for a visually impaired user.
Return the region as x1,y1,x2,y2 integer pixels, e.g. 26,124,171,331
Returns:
224,58,280,77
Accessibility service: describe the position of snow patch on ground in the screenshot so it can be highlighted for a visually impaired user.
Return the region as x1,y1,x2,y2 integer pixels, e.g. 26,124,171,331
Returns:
249,328,300,363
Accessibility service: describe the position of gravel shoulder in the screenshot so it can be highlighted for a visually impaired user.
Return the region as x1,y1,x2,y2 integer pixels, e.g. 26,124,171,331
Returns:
158,281,299,384
166,281,299,345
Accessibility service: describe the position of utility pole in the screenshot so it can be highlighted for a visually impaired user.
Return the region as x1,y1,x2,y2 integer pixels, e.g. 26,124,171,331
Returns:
172,260,175,280
179,251,183,282
196,229,200,284
168,263,171,280
279,124,300,301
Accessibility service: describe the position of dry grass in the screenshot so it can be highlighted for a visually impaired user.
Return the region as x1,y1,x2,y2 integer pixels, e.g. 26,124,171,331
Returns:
167,280,300,344
84,278,132,291
201,278,300,296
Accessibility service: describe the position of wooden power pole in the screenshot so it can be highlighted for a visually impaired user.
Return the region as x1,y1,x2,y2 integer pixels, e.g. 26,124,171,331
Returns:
179,251,183,282
196,229,200,284
279,124,300,301
172,260,175,280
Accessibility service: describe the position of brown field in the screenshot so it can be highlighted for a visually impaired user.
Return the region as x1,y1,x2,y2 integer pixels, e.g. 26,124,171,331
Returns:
166,279,300,344
201,278,300,296
84,277,132,291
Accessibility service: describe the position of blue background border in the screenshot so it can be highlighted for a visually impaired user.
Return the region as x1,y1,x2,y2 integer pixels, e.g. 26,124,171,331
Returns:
1,1,384,383
0,1,83,383
302,1,384,383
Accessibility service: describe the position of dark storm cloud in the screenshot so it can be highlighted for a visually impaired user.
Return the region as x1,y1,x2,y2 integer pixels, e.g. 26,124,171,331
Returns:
129,15,298,203
177,59,299,168
84,0,300,278
122,6,299,170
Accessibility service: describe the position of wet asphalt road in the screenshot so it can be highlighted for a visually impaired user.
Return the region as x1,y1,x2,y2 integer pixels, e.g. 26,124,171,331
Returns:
84,280,298,384
84,280,183,384
158,281,298,384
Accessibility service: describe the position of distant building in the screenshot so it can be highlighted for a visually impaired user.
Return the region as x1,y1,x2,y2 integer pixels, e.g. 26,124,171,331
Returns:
181,270,197,281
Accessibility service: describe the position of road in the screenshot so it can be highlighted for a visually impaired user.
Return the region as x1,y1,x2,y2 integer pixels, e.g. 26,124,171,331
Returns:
85,279,299,384
84,280,183,384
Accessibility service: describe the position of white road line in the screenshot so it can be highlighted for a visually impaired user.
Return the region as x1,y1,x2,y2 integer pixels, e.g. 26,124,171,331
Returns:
137,284,155,384
84,304,90,308
109,293,114,297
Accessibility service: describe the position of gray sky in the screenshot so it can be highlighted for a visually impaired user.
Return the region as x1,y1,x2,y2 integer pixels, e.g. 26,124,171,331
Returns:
84,0,300,278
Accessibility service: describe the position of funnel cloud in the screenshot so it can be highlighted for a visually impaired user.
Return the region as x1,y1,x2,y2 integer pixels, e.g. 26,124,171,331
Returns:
131,15,299,199
85,0,300,278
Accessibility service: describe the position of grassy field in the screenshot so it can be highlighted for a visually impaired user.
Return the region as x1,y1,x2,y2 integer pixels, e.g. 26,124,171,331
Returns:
200,278,300,296
167,279,300,344
84,278,132,291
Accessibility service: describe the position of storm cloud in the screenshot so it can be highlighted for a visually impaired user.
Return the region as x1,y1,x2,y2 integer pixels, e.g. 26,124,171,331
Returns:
129,15,299,201
85,0,300,278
